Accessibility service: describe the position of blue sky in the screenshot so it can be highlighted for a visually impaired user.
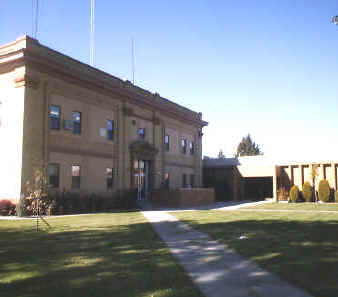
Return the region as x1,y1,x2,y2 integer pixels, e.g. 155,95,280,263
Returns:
1,1,338,161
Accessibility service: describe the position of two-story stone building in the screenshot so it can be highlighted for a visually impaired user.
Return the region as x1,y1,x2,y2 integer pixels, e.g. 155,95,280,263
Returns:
0,35,208,203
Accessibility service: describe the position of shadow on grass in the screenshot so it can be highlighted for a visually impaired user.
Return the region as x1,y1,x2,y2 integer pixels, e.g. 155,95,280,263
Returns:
176,216,338,297
0,215,203,297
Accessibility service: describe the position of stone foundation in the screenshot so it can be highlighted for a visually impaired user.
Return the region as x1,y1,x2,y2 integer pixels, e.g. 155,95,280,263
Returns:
150,188,215,208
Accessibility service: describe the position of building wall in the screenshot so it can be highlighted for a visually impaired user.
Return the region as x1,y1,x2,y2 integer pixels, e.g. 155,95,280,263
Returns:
276,163,338,201
0,36,205,201
0,66,25,202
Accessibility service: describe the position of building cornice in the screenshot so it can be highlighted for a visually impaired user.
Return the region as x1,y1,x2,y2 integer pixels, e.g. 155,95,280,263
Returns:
24,47,207,127
0,36,208,128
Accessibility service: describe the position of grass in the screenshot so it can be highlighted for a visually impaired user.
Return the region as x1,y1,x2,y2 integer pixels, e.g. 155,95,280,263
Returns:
0,212,203,297
171,210,338,297
242,202,338,211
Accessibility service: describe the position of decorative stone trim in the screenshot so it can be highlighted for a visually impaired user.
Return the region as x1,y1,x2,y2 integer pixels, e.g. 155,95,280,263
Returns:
123,107,134,116
14,74,40,89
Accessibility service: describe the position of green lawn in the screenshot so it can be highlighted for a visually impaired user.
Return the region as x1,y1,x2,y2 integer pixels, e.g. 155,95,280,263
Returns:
171,210,338,297
0,212,203,297
243,202,338,211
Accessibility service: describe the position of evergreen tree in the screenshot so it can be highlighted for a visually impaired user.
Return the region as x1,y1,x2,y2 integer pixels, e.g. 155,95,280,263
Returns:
236,134,262,157
218,149,226,159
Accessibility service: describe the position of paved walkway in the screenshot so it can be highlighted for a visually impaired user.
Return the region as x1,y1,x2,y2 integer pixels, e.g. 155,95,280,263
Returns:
142,210,312,297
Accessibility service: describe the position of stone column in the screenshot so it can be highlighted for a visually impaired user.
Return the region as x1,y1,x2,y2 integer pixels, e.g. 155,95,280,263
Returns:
289,165,293,186
331,163,336,190
273,166,278,201
117,103,125,189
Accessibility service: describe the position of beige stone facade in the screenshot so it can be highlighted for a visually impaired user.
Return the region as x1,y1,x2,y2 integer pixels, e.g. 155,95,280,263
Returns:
0,36,207,202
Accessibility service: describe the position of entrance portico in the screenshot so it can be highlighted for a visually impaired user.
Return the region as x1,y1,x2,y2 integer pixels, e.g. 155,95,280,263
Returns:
129,141,159,200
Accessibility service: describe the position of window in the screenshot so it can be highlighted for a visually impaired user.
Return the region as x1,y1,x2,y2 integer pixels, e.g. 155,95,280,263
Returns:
47,164,60,188
182,174,187,188
107,120,114,141
72,111,81,134
106,168,114,190
181,138,187,154
72,165,81,189
190,141,195,155
164,135,170,151
163,172,169,189
190,174,195,188
138,128,145,139
50,105,61,130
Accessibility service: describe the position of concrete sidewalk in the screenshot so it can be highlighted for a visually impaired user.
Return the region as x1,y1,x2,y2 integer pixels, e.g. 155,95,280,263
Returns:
142,211,312,297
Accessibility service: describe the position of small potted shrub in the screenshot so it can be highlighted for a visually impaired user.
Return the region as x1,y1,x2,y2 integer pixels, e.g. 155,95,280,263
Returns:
318,180,330,202
302,182,313,202
289,185,299,203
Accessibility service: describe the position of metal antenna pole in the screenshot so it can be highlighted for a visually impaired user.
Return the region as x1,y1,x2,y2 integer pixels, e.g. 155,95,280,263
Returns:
131,38,135,84
34,0,39,38
90,0,95,66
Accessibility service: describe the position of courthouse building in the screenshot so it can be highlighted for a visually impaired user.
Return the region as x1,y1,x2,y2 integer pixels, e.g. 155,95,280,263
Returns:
0,35,208,202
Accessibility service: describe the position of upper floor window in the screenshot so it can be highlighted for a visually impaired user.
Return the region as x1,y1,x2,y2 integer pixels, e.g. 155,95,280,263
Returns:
181,138,187,154
107,120,114,141
106,168,114,191
138,128,145,139
72,165,81,189
164,135,170,151
50,105,61,130
190,141,195,155
47,163,60,188
72,111,81,135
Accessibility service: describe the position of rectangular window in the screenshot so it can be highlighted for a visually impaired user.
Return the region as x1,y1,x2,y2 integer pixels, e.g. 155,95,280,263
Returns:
50,105,61,130
164,135,170,151
72,111,81,135
181,138,187,154
190,141,195,155
190,174,195,188
107,120,114,141
138,128,145,139
164,172,169,189
47,164,60,188
182,174,187,188
72,165,81,189
106,168,114,190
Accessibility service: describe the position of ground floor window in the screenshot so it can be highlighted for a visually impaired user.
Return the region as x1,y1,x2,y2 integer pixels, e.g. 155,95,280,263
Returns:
72,165,81,189
182,174,187,188
47,164,60,188
190,174,195,188
106,168,114,190
164,172,169,189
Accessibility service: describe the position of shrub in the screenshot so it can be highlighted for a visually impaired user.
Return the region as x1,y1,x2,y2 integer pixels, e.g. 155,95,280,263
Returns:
318,180,330,202
277,187,289,201
114,189,137,210
302,182,313,202
0,200,16,216
289,185,299,203
334,190,338,203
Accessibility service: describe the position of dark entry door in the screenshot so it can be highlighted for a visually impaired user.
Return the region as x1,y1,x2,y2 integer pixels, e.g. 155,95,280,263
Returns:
133,160,149,200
